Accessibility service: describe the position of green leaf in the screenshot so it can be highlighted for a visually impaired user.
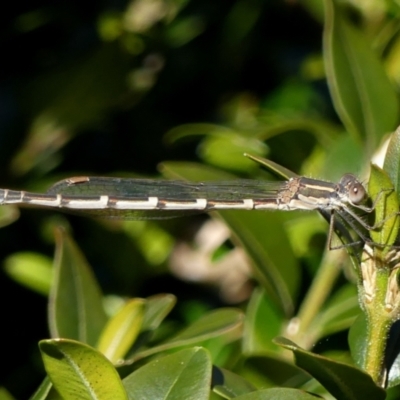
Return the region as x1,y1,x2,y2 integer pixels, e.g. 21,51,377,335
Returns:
383,126,400,195
243,154,298,179
323,0,398,154
131,308,243,362
348,314,368,369
368,164,399,249
97,299,145,363
212,367,256,398
242,287,283,354
160,161,300,315
141,294,176,331
29,377,62,400
220,210,299,315
123,347,211,400
48,228,108,346
4,252,52,296
0,387,16,400
238,355,311,390
166,308,243,345
233,388,322,399
311,284,359,339
39,339,128,400
276,337,386,400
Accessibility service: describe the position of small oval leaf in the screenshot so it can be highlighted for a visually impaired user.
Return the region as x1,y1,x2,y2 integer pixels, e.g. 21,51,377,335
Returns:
123,347,211,400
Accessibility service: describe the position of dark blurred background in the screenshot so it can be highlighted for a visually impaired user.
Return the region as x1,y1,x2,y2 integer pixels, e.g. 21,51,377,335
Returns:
0,1,331,397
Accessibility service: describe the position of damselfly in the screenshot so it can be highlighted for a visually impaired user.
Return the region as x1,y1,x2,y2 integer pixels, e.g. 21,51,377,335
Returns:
0,170,377,249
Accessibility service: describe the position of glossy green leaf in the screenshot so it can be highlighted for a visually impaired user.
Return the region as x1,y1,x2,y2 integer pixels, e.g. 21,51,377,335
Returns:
4,252,52,296
324,0,398,154
212,366,256,398
368,165,399,249
384,126,400,195
242,287,283,354
276,337,386,400
131,308,243,362
48,228,108,346
97,299,145,363
348,314,368,369
238,354,311,390
233,388,322,399
39,339,128,400
123,347,211,400
160,161,300,315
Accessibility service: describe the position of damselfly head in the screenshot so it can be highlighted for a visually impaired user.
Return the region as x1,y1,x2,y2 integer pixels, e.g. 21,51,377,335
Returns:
337,174,366,205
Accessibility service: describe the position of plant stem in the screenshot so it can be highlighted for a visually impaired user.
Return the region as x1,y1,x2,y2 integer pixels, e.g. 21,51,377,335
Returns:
290,249,344,347
363,266,392,387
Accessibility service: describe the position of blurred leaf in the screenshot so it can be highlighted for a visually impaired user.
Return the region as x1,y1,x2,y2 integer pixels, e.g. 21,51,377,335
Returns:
49,228,108,346
242,287,283,354
212,366,256,398
29,377,61,400
243,154,298,179
368,164,399,249
97,299,145,363
0,387,15,400
238,354,311,390
0,206,20,229
123,347,211,400
198,134,268,172
233,388,323,399
221,210,300,315
40,339,128,400
311,284,359,339
14,43,131,176
276,337,386,400
161,161,300,315
324,0,398,154
141,294,177,331
166,124,268,173
386,320,400,388
166,16,205,47
4,252,52,296
384,126,400,194
131,308,243,362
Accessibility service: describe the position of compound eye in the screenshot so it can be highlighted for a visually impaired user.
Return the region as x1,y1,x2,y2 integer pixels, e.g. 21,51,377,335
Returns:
349,181,366,204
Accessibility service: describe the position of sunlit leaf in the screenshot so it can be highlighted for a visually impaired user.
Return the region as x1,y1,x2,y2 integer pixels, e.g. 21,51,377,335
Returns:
40,339,127,400
233,388,323,399
48,228,108,346
97,299,145,363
